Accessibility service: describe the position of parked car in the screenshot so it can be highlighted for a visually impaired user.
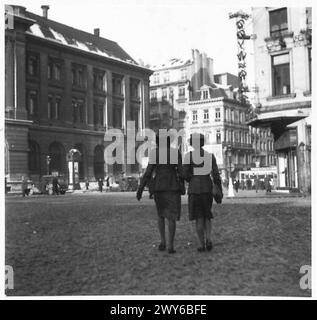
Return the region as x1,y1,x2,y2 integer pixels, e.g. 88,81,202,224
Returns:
39,175,68,195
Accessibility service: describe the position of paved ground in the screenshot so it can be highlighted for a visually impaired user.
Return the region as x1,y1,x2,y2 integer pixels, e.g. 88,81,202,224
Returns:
5,191,311,296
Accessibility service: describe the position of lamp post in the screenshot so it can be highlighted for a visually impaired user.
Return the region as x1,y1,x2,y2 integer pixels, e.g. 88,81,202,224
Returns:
227,145,235,197
46,155,51,175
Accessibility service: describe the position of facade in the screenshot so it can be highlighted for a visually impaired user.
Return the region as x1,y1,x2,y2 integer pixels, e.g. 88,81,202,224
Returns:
186,85,274,181
149,50,276,181
149,49,214,132
5,5,152,187
248,7,312,192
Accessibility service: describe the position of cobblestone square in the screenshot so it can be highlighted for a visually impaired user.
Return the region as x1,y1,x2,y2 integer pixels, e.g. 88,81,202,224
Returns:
5,192,311,296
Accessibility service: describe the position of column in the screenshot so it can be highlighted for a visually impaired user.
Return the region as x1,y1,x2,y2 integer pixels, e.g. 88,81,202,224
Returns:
86,65,94,129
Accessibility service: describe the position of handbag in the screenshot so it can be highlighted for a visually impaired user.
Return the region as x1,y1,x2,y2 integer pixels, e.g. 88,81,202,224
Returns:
212,182,223,204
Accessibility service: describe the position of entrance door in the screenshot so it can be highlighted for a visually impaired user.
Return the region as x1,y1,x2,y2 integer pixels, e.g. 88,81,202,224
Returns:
278,153,286,187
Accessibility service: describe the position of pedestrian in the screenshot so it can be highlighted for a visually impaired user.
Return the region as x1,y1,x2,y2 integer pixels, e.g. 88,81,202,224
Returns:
136,135,184,254
234,179,240,193
98,178,104,192
254,178,259,193
52,176,59,195
265,177,272,192
85,179,89,191
183,133,222,252
241,180,245,190
246,178,252,190
21,176,29,197
105,175,110,191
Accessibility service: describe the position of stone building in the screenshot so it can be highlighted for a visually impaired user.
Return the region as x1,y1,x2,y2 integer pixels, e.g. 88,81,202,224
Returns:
248,7,311,192
5,5,152,187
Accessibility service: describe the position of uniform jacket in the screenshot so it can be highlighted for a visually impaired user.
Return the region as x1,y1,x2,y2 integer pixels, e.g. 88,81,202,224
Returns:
140,146,183,193
183,149,222,195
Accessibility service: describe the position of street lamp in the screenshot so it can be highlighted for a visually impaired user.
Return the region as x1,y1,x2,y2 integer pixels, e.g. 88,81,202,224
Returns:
227,145,235,197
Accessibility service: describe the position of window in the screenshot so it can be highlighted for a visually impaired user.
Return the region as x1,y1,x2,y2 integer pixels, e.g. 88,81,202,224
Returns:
150,90,157,101
72,100,78,123
78,100,85,123
113,106,122,128
272,53,290,96
27,91,38,116
48,59,62,81
269,8,288,37
180,68,187,80
203,109,209,122
130,80,140,99
48,96,53,119
55,97,61,120
216,130,221,144
93,70,105,91
308,47,312,92
72,64,86,88
27,54,39,76
178,86,185,97
98,104,104,126
203,90,208,99
153,73,160,84
163,71,170,83
215,108,221,122
192,110,198,123
112,76,122,95
28,140,40,172
162,88,168,101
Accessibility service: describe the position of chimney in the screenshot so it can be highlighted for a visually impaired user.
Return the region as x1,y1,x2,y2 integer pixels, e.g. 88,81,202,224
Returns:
94,28,100,37
41,5,49,19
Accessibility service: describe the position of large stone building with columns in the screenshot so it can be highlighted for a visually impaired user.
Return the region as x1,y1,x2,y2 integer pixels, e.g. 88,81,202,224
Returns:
5,5,152,187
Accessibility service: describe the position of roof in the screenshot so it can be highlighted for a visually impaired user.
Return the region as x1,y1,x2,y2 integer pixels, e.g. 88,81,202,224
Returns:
151,58,192,70
191,86,232,101
25,11,148,70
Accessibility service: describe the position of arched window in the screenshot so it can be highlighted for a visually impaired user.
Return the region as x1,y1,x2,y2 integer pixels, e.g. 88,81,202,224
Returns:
29,140,41,173
94,145,104,180
49,142,66,175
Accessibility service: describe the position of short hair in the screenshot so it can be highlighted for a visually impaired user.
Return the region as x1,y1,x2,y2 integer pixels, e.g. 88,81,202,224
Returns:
189,133,205,147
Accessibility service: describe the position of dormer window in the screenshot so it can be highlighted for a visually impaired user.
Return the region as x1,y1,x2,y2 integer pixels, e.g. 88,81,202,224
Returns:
203,90,209,99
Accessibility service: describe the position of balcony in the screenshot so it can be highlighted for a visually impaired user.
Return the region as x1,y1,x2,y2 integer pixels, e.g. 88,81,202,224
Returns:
264,31,294,53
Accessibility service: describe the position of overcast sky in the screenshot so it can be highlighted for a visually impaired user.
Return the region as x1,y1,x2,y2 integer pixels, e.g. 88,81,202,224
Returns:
9,0,258,77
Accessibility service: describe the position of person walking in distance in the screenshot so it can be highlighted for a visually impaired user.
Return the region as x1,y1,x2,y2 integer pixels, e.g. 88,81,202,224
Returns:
98,178,104,192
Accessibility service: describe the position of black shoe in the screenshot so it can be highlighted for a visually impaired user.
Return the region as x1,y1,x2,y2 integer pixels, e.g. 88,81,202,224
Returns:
197,247,206,252
206,240,213,251
158,243,166,251
168,248,176,254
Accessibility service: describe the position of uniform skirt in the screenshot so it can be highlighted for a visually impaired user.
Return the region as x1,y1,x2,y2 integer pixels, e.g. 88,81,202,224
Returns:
188,193,213,221
154,191,181,221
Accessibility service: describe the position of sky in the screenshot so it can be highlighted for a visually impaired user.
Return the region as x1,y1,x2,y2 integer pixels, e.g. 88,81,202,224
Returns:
6,0,256,79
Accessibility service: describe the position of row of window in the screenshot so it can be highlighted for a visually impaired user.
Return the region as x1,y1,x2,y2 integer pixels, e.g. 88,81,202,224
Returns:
150,85,186,101
191,108,247,124
152,68,187,85
26,91,139,128
26,53,141,97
